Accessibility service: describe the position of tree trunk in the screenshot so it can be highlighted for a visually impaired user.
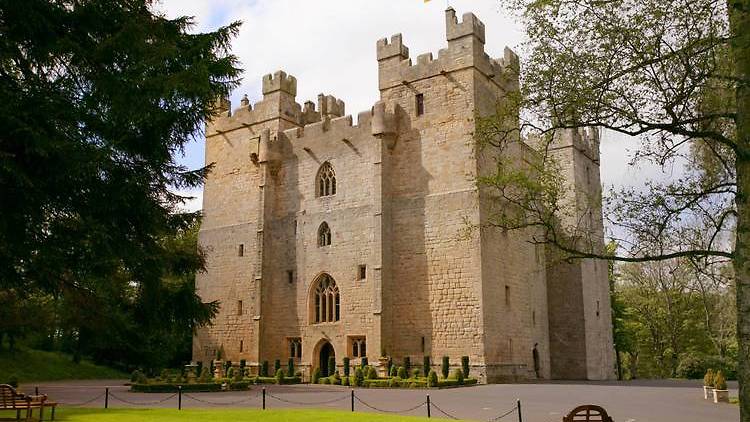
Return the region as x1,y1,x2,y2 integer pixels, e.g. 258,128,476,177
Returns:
729,1,750,420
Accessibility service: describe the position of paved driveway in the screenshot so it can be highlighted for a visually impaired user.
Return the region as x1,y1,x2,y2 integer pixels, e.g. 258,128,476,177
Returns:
21,379,738,421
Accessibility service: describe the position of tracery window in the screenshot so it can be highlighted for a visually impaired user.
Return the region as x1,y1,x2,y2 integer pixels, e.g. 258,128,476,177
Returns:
316,162,337,197
318,222,331,247
350,337,366,358
313,274,340,323
289,338,302,358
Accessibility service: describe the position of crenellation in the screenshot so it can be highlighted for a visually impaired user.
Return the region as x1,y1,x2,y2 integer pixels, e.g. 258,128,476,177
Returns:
376,33,410,61
262,70,298,96
317,94,345,119
446,8,486,43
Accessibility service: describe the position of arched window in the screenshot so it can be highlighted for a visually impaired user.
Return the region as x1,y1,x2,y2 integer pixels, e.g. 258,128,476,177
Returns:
316,162,336,197
313,274,340,323
318,222,331,247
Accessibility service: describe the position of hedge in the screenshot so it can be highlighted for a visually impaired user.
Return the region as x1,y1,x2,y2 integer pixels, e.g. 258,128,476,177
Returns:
131,383,222,393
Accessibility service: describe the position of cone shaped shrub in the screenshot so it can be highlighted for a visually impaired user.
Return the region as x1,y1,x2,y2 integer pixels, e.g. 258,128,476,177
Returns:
441,356,450,379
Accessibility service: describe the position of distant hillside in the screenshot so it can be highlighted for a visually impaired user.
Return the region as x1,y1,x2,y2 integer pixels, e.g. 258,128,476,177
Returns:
0,347,127,384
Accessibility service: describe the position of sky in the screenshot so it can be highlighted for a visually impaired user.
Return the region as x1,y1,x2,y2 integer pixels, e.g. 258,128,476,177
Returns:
155,0,654,212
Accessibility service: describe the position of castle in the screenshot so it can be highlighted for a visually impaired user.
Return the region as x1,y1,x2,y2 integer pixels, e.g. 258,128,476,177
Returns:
192,8,616,382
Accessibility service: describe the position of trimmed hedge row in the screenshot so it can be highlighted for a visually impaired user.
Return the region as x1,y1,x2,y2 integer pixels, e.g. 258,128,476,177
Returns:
131,383,223,393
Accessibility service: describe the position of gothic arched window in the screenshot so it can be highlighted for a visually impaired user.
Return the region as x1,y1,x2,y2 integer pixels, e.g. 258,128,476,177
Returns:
318,222,331,247
313,274,340,323
316,162,336,197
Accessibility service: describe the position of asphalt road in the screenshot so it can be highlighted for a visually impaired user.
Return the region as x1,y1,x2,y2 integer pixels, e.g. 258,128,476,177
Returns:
21,379,739,422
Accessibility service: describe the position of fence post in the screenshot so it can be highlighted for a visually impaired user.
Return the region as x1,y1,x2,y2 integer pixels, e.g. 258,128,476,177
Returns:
351,389,355,412
517,398,522,422
426,394,431,418
105,388,109,409
178,386,182,410
35,386,39,396
262,387,266,410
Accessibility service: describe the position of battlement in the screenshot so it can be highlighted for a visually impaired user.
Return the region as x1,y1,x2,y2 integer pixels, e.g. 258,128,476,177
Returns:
377,9,518,91
377,34,410,61
446,7,485,43
262,70,297,96
318,94,346,118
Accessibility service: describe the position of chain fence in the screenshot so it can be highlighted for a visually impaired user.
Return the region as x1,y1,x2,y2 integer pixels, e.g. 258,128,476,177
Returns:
33,384,525,420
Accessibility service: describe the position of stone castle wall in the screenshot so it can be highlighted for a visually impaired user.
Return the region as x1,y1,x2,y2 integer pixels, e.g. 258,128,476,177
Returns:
193,7,615,382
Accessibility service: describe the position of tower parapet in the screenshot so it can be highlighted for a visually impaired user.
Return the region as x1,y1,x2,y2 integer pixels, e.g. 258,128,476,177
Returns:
262,70,297,97
317,94,345,119
376,9,518,92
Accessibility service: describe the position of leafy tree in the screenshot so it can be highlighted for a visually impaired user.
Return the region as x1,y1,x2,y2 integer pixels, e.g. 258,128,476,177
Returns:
0,0,239,370
484,0,748,418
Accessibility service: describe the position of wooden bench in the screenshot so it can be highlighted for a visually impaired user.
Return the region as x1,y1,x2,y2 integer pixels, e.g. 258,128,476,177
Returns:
0,384,47,421
563,404,614,422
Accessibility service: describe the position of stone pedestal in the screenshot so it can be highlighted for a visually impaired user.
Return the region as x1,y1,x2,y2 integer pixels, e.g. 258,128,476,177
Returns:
378,357,390,377
713,389,729,403
213,359,224,379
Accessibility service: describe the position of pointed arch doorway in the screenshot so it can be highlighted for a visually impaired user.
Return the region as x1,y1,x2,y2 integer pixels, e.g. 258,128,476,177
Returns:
318,341,335,377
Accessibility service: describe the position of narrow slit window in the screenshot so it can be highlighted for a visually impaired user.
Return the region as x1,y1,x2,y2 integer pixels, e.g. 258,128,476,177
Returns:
416,93,425,116
238,244,244,256
238,300,243,316
358,265,367,280
505,285,510,306
240,340,243,353
288,270,294,284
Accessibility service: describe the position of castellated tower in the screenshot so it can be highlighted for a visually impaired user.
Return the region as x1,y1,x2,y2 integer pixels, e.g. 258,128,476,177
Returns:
193,8,615,382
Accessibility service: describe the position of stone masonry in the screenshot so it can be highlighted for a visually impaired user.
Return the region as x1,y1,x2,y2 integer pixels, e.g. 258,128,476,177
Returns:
192,8,616,382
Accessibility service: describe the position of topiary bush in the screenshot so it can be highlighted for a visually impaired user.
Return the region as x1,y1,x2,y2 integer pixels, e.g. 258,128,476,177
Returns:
198,367,211,383
274,359,281,374
328,356,336,377
226,367,234,379
388,377,400,387
704,369,715,387
403,357,411,374
287,358,294,378
233,368,243,382
343,357,350,377
412,368,421,378
353,367,365,387
428,370,438,387
312,367,321,384
461,356,470,378
441,356,450,379
714,370,727,390
361,356,368,368
240,359,246,371
423,356,431,377
261,361,269,377
366,366,378,380
275,368,285,385
332,372,342,385
452,368,464,385
397,366,407,379
390,365,398,377
321,377,331,384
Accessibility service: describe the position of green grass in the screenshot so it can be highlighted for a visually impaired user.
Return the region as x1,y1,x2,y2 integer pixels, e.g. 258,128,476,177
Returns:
21,408,460,421
0,347,127,383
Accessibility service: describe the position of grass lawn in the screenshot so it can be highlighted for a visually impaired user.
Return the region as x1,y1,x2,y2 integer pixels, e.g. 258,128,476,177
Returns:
0,347,127,383
32,408,461,421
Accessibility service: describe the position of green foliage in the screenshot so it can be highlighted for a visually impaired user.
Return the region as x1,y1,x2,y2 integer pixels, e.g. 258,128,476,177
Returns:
312,367,321,385
422,356,430,377
352,368,364,387
387,377,400,388
451,369,464,385
411,368,421,378
360,357,368,368
403,357,411,374
705,369,715,387
274,359,281,375
198,368,211,383
678,353,737,380
427,370,438,387
275,368,285,385
261,361,269,377
332,372,341,385
441,356,449,379
714,370,727,390
287,358,294,378
328,356,336,377
321,377,330,385
239,360,246,370
131,383,222,393
390,365,398,377
461,356,469,378
0,0,239,372
342,376,350,386
233,368,242,382
7,375,18,388
366,366,378,380
397,367,406,379
343,357,350,377
196,362,203,376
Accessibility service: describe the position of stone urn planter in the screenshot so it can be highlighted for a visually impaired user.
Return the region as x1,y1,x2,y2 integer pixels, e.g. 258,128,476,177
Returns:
213,359,224,379
378,357,390,377
713,389,729,403
703,385,714,400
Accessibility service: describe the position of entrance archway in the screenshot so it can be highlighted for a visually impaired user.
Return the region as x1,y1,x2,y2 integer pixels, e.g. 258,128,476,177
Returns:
319,341,335,377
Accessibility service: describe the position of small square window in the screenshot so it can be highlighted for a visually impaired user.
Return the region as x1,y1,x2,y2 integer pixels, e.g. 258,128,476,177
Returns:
238,244,244,257
416,93,425,116
358,265,367,280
